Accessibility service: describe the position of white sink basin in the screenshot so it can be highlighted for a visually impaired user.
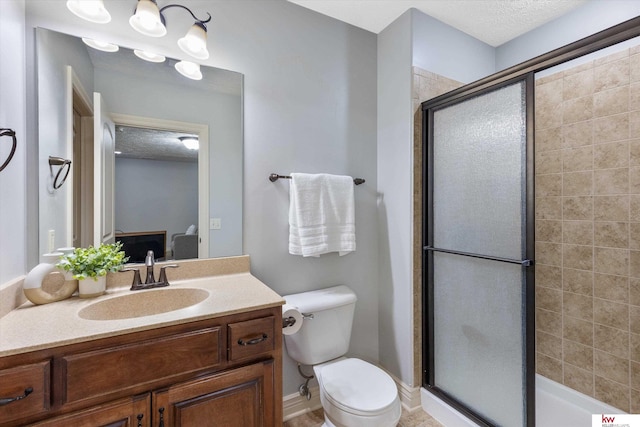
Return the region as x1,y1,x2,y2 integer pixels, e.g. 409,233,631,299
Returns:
78,288,209,320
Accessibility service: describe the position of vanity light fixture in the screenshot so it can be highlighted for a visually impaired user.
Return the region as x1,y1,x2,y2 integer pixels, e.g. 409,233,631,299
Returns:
82,37,119,53
178,136,199,150
66,0,111,24
177,22,209,60
175,60,202,80
129,0,211,60
133,49,166,63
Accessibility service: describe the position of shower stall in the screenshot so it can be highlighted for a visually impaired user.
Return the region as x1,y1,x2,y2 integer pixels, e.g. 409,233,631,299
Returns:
420,16,640,427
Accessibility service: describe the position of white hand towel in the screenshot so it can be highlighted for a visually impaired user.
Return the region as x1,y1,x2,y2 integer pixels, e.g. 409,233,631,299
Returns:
289,173,356,257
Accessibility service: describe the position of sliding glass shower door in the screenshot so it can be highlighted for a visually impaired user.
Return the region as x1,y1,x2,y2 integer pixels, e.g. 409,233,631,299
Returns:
422,76,534,426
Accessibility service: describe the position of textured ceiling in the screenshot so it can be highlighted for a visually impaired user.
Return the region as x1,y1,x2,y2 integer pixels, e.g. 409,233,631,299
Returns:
115,126,198,163
287,0,588,46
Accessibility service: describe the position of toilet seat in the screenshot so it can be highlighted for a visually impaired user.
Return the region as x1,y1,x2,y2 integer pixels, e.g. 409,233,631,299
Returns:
316,358,399,416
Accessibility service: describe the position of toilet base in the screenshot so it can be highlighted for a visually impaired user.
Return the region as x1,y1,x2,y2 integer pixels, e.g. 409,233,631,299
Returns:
321,414,336,427
319,398,401,427
314,358,401,427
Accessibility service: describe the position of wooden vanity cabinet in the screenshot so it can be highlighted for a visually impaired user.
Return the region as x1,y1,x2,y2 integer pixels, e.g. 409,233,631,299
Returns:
0,306,282,427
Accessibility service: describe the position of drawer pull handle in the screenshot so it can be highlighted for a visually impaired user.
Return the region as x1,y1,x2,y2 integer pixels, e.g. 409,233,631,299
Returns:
137,413,144,427
158,407,165,427
0,387,33,406
238,334,268,346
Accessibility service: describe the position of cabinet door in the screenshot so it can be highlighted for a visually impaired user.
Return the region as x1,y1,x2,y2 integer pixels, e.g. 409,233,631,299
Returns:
30,394,150,427
153,360,275,427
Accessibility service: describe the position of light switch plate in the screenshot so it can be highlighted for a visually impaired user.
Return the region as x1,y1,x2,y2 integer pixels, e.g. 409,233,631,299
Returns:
48,229,55,253
210,218,222,230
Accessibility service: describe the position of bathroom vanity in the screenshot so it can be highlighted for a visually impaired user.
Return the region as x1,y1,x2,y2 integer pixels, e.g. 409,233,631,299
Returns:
0,256,284,426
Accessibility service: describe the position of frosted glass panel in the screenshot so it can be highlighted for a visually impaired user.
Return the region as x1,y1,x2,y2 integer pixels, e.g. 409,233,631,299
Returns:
433,252,525,426
433,82,526,259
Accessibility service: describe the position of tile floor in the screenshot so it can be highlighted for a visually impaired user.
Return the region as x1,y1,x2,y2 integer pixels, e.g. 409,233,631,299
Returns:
283,407,444,427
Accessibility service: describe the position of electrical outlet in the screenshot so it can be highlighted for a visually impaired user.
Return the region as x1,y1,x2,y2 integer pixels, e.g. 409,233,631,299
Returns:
210,218,222,230
48,230,55,253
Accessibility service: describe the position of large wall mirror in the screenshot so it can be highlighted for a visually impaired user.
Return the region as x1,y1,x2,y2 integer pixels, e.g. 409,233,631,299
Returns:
36,28,243,263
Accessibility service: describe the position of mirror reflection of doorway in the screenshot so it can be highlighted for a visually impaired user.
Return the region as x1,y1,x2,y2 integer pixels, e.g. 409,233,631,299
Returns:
71,83,94,249
113,125,200,262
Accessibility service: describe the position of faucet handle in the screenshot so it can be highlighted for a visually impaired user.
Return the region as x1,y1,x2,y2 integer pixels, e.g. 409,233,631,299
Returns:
159,264,179,285
121,268,142,290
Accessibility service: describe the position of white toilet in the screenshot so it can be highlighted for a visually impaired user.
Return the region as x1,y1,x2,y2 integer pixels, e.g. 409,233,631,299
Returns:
284,285,401,427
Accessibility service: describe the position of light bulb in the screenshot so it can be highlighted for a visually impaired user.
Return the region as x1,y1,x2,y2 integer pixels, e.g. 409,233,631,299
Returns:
175,60,202,80
179,137,199,150
82,37,119,53
177,23,209,60
129,0,166,37
66,0,111,24
134,49,166,63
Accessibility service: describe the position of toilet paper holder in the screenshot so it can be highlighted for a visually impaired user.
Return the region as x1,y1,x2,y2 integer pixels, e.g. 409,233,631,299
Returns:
282,312,313,329
282,316,297,328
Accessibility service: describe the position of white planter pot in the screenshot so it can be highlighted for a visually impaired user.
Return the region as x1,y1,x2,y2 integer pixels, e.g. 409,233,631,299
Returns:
78,276,106,298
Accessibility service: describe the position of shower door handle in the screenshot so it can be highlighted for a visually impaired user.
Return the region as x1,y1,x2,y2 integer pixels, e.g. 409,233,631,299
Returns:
424,246,533,267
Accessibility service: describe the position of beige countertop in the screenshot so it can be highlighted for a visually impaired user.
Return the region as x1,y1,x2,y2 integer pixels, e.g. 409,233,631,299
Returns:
0,271,285,357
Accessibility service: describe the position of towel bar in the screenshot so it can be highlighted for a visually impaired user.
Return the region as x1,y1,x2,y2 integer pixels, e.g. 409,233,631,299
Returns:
269,173,365,185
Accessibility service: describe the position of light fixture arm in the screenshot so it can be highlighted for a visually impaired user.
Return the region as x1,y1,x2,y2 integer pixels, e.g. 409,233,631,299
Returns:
128,0,212,61
159,3,212,28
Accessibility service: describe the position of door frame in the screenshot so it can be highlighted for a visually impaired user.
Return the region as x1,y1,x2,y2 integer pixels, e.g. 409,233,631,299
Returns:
420,15,640,427
67,66,94,249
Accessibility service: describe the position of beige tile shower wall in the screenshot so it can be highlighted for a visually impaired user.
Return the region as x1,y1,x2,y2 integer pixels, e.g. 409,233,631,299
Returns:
535,46,640,413
412,67,463,386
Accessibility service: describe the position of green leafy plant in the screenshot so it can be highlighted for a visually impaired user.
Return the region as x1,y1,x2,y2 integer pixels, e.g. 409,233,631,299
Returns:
56,242,129,281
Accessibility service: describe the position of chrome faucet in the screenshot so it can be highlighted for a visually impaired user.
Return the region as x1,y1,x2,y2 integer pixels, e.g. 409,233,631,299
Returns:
120,250,179,291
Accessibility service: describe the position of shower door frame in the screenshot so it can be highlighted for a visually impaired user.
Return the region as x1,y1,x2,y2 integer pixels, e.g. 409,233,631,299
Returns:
423,74,535,427
421,15,640,427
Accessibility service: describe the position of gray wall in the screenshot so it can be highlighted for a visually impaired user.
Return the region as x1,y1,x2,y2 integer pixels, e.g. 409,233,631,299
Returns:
412,9,495,85
224,1,379,394
0,0,27,284
377,9,414,386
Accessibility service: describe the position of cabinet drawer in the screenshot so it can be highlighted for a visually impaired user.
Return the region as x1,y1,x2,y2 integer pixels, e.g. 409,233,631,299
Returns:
0,360,50,425
228,316,275,362
63,327,221,405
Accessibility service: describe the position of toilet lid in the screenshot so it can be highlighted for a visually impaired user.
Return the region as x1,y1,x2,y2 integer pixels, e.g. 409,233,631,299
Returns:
319,358,398,415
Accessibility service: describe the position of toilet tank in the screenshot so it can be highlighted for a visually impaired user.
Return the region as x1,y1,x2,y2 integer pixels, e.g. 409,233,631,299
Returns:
283,285,357,365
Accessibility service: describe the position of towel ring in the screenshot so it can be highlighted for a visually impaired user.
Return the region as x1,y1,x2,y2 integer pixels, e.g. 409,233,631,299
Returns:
0,128,17,173
49,156,72,190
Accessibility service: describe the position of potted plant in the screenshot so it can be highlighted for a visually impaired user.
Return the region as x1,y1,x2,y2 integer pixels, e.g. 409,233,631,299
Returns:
57,242,129,298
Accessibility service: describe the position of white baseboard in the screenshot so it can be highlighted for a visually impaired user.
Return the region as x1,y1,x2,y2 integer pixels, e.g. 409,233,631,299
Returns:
282,376,422,421
391,375,422,411
421,388,480,427
283,385,322,421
